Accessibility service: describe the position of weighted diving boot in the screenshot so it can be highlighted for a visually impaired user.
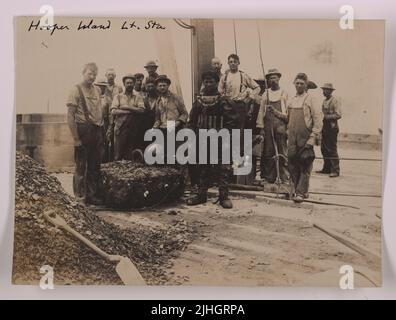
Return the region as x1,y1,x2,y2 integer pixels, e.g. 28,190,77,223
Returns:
187,188,207,206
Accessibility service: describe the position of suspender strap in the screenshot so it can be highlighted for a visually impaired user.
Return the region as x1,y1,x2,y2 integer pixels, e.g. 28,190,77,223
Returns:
76,84,94,125
224,70,243,95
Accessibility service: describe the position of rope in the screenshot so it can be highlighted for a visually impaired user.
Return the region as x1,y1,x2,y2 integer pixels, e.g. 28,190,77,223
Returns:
310,191,381,198
173,19,194,29
173,18,195,110
255,21,290,197
258,155,381,162
256,21,269,94
190,19,195,106
316,157,381,162
233,20,238,55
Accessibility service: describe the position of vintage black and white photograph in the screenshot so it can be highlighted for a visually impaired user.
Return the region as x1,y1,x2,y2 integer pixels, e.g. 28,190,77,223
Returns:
13,17,383,286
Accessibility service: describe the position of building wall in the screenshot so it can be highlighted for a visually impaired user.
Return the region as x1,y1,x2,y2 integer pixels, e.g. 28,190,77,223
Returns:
16,114,74,171
214,19,384,135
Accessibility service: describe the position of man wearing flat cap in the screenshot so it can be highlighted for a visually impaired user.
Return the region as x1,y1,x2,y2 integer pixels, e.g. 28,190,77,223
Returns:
153,75,188,130
317,83,342,177
109,73,145,161
256,68,289,184
153,75,189,164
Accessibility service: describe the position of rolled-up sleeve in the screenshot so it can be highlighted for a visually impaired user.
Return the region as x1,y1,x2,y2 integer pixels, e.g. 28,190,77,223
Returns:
136,95,146,111
256,95,267,129
244,73,260,99
325,97,342,120
153,105,161,128
110,94,120,112
307,96,323,145
176,96,189,124
66,87,79,109
218,74,226,95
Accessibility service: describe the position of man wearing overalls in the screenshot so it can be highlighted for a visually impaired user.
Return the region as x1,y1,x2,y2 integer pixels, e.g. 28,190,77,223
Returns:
287,73,323,203
256,68,289,183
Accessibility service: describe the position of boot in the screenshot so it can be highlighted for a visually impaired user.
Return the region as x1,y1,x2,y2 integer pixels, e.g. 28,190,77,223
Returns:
187,188,207,206
316,169,330,174
329,172,340,178
219,187,233,209
292,194,304,203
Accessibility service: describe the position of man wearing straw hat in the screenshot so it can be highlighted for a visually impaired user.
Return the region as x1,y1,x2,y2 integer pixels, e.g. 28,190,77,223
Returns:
142,60,160,91
256,68,289,184
317,83,342,177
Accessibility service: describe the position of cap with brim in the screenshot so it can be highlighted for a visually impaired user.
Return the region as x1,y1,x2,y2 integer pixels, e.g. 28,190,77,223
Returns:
320,83,335,90
155,75,171,85
265,68,282,79
122,74,136,83
144,60,159,68
94,79,108,87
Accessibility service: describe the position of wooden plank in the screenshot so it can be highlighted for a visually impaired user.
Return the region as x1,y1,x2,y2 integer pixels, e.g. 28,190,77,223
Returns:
313,223,381,263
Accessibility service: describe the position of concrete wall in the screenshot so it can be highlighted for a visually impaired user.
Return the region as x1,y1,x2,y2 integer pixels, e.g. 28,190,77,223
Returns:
16,113,381,171
16,114,75,171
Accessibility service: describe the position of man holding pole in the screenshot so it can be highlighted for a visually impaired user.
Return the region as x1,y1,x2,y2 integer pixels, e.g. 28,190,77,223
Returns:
256,68,289,184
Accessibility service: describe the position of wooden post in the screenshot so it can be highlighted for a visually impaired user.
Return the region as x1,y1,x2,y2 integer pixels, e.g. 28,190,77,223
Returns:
191,19,215,98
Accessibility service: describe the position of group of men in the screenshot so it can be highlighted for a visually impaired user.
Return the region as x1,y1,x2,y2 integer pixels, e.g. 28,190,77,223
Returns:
189,54,342,205
66,54,342,207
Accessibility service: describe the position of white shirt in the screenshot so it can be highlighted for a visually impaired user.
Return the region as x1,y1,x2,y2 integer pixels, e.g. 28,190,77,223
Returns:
225,71,242,99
